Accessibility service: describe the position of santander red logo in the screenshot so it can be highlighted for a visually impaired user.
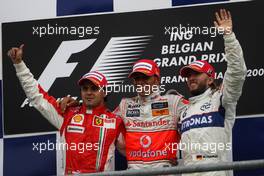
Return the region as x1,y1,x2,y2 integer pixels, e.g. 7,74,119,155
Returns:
125,119,170,128
125,121,132,127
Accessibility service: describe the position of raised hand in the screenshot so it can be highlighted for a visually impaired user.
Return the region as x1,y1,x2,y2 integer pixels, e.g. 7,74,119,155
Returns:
214,9,233,35
7,44,24,64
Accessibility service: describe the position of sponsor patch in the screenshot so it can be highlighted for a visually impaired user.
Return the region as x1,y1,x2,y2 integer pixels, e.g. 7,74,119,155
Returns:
200,102,211,111
140,135,152,148
151,102,168,109
104,118,116,129
133,62,152,71
182,108,188,118
126,109,140,117
152,109,169,116
180,112,224,133
83,72,103,81
182,99,189,105
125,119,170,128
127,104,140,109
125,120,133,127
191,61,205,68
192,154,218,161
92,115,116,129
70,114,84,125
67,125,85,133
93,115,104,127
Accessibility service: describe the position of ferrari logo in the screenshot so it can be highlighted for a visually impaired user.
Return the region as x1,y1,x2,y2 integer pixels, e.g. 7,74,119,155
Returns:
95,118,103,125
93,115,104,127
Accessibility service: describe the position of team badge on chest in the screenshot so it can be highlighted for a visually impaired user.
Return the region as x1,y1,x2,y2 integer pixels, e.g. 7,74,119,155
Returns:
93,115,104,127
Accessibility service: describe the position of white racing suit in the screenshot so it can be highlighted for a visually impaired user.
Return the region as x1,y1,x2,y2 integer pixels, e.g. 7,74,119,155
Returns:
114,91,187,169
179,33,247,176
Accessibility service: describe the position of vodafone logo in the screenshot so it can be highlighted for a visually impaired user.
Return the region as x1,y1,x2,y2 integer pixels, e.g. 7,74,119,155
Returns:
140,135,152,148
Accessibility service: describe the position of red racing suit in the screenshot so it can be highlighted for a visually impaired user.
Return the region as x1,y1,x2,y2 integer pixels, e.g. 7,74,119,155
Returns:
14,61,125,174
114,91,186,169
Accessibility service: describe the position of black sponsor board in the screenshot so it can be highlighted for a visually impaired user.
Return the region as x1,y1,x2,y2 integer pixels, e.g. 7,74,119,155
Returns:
2,1,262,134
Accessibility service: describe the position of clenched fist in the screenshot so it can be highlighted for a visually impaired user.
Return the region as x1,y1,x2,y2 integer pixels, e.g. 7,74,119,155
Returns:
7,44,24,64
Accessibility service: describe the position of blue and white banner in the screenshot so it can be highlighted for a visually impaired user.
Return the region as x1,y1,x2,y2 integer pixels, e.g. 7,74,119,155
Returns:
56,0,230,16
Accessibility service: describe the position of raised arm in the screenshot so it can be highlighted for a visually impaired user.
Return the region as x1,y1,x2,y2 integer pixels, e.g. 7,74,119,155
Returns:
7,44,64,129
214,9,247,105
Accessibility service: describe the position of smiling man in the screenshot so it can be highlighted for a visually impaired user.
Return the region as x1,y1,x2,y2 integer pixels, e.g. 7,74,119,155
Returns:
114,59,187,170
7,45,125,174
178,9,247,176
